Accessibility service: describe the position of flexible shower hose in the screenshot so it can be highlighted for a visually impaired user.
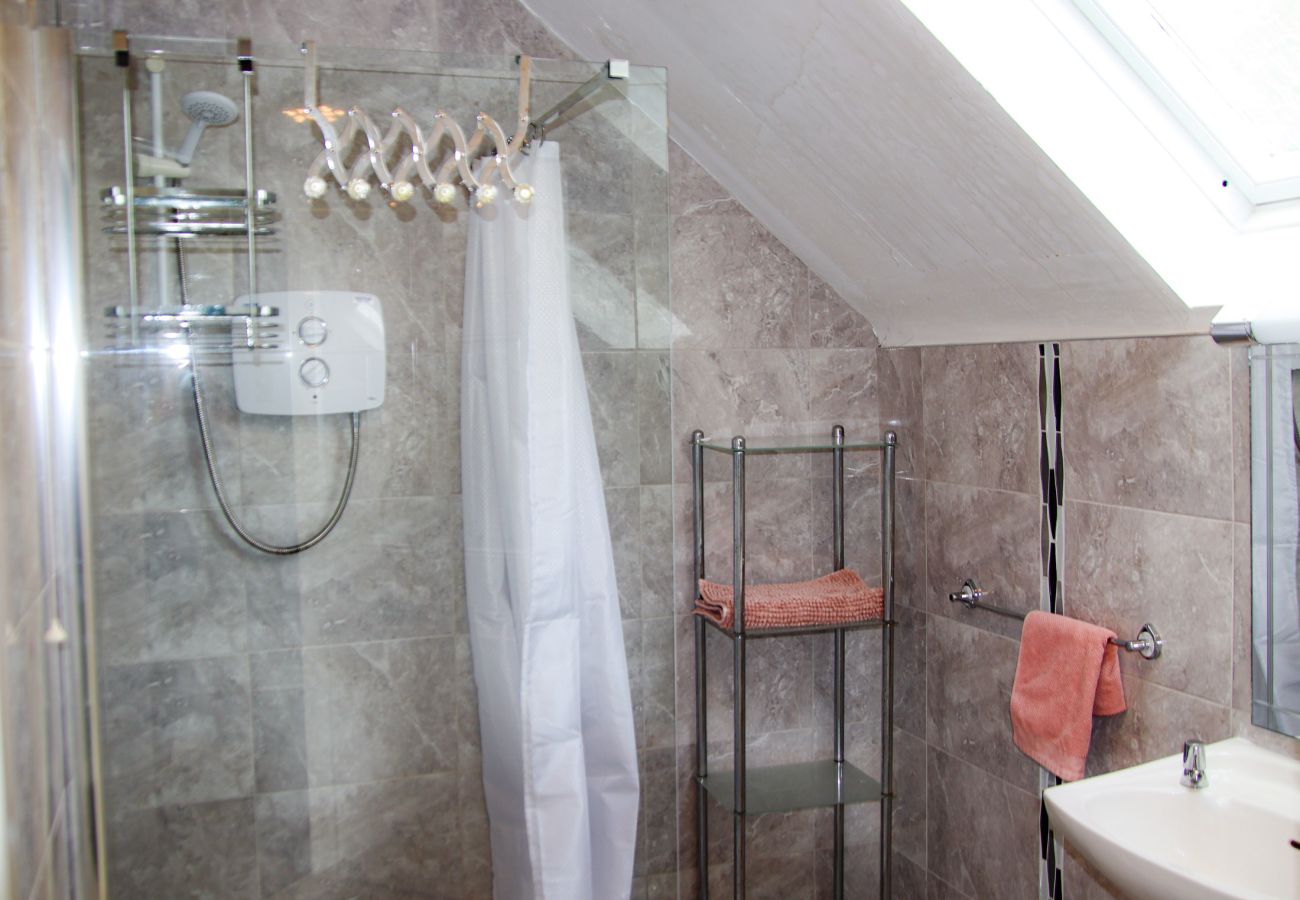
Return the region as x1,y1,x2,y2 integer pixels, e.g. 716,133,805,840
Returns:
179,240,362,555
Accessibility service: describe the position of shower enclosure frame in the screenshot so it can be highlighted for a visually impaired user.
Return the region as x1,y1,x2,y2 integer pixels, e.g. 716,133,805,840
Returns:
72,29,672,900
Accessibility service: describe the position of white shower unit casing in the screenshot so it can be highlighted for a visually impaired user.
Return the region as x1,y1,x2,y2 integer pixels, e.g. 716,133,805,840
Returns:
232,290,386,416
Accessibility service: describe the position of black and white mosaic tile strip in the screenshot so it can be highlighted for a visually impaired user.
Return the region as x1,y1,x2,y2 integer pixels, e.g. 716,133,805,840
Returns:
1037,342,1065,900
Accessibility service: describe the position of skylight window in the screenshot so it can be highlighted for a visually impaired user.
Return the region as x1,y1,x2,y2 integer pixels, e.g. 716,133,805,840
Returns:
1072,0,1300,207
898,0,1300,333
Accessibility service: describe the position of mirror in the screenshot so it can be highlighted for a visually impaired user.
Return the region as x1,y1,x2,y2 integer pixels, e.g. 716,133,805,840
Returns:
1251,343,1300,736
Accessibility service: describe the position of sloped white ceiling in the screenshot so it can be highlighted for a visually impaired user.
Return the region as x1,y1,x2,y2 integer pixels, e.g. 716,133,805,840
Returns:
523,0,1213,347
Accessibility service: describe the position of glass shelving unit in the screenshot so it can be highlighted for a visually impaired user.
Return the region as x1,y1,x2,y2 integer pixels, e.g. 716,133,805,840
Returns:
690,425,898,900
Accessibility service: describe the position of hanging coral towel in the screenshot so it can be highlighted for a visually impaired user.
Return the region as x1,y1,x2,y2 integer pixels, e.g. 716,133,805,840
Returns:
1010,610,1126,781
695,568,883,631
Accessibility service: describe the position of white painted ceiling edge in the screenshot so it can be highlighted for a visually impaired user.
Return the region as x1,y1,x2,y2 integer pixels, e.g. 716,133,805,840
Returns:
521,0,1223,347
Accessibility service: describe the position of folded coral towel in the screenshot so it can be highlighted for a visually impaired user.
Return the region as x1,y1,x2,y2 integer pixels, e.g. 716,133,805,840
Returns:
1010,610,1127,781
694,568,883,631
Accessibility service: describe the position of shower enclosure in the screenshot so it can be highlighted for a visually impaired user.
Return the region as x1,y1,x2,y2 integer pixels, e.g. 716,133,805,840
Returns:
75,33,670,897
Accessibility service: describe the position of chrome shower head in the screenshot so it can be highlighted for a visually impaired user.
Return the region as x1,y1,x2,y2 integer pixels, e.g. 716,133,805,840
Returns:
174,91,239,165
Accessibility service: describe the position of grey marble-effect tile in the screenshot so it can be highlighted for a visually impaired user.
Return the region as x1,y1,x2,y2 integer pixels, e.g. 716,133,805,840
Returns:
278,200,432,351
894,477,927,610
810,462,882,582
456,767,492,899
673,616,700,749
672,212,809,350
626,618,647,745
1061,336,1234,520
296,497,460,646
255,790,314,897
302,637,458,786
253,687,309,793
811,635,882,749
644,871,677,899
569,211,637,350
558,116,636,217
878,347,925,481
807,348,879,438
640,746,679,877
1086,677,1231,777
703,626,816,737
585,351,641,488
891,850,930,900
250,649,304,691
926,871,973,899
638,350,673,485
741,847,817,899
259,775,464,899
106,797,257,900
697,477,817,586
93,510,249,665
101,656,253,812
809,271,877,351
668,142,743,218
926,747,1039,900
925,615,1039,792
921,343,1038,494
924,481,1040,638
239,350,451,508
634,211,672,351
640,485,675,618
1229,710,1300,758
894,605,928,740
813,840,879,900
672,348,813,484
332,775,460,895
237,505,306,652
643,617,677,750
1064,501,1234,706
1229,345,1251,525
1231,523,1251,716
892,728,929,872
437,0,576,57
87,359,240,514
608,486,644,620
453,637,483,769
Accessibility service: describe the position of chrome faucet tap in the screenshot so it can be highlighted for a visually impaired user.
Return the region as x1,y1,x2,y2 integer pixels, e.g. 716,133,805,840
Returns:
1181,739,1207,789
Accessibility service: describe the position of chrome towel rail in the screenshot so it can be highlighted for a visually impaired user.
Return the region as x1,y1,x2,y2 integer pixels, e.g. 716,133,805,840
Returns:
948,579,1163,660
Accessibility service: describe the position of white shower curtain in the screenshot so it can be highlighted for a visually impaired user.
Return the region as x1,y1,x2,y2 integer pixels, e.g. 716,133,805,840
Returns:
460,142,640,900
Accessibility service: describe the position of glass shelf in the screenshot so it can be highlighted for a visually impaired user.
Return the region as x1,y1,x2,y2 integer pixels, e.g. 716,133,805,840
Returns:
701,760,881,814
696,434,891,455
700,613,888,640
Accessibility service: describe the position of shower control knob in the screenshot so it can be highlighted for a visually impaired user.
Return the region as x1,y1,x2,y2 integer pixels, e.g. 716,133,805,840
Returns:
298,316,328,346
299,357,330,389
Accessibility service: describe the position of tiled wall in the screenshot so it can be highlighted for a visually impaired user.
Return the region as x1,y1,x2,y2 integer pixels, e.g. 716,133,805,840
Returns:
667,142,886,898
0,16,95,900
879,336,1300,899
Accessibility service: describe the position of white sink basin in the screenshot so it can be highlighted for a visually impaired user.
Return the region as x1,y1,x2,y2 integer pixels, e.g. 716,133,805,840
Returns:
1043,737,1300,900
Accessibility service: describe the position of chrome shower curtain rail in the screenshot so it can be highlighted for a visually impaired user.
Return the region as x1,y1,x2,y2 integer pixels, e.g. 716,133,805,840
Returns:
525,59,628,146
